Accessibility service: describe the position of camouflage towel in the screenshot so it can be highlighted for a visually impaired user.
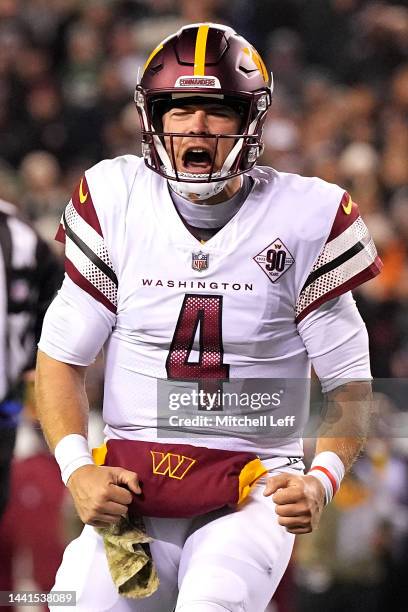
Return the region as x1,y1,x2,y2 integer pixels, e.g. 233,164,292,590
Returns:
96,516,159,599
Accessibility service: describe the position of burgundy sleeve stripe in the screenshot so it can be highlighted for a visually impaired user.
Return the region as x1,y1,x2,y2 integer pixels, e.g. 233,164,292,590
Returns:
63,212,118,287
71,175,103,237
302,235,370,291
296,238,381,321
65,236,118,310
65,258,117,314
296,256,382,323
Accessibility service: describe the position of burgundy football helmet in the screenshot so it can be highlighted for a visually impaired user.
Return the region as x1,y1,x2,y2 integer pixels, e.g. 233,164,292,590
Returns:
135,23,273,199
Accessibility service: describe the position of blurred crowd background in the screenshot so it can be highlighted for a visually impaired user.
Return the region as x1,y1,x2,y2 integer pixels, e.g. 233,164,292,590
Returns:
0,0,407,611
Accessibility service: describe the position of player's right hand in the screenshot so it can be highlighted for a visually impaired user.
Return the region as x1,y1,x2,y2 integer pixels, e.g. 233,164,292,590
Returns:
66,464,141,527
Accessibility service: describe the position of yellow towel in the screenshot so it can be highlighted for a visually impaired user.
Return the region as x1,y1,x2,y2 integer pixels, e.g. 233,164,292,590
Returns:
97,516,159,599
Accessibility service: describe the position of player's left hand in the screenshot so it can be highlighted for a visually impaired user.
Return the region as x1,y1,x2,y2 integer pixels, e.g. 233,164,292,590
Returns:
263,472,325,534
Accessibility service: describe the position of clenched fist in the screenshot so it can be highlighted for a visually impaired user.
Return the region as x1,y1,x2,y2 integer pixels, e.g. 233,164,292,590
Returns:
67,464,141,527
264,472,325,534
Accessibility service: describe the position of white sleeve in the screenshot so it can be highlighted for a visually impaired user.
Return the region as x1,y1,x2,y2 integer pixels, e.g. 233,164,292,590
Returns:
38,275,115,366
297,291,371,393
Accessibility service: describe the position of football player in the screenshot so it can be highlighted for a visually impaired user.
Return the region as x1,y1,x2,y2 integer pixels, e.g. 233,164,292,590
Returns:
35,23,382,612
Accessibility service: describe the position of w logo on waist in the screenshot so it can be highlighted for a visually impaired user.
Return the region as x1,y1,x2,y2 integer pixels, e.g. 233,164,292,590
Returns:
150,451,196,480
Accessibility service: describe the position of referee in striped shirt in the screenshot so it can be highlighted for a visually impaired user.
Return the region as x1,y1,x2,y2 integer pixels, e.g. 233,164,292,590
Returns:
0,198,62,519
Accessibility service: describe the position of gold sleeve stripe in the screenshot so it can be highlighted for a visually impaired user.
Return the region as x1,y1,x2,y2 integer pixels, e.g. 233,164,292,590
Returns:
194,25,210,76
143,43,163,73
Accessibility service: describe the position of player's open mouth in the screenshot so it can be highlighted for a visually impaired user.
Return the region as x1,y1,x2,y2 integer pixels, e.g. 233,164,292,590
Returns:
182,148,213,174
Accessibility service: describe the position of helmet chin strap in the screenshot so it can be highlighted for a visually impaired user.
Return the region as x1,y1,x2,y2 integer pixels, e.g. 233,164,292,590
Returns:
168,176,228,201
152,134,229,200
153,132,247,201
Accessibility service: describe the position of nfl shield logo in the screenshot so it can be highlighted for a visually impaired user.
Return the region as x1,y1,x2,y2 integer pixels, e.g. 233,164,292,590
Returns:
192,251,209,272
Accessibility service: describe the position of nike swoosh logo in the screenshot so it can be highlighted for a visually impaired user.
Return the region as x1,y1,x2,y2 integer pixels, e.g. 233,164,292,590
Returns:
79,178,88,204
342,194,353,215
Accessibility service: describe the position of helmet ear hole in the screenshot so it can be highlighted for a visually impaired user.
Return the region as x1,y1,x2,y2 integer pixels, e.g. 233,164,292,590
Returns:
247,146,259,164
141,141,152,164
244,136,263,165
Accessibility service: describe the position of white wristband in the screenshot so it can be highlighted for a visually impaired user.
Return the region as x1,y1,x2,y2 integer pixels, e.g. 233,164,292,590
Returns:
54,434,94,485
308,451,345,505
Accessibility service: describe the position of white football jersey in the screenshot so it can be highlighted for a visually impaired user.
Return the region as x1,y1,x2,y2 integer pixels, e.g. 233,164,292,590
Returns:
39,156,381,458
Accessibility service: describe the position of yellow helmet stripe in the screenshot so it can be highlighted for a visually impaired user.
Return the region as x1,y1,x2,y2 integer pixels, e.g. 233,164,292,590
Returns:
243,46,269,83
255,51,269,83
194,25,210,76
143,43,163,74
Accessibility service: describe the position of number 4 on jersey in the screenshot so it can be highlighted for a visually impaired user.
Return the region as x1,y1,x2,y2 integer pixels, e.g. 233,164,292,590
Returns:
166,294,229,410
